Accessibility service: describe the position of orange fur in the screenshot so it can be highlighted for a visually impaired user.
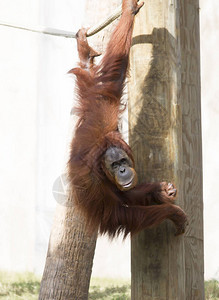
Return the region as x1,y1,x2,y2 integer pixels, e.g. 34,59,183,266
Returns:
68,0,187,238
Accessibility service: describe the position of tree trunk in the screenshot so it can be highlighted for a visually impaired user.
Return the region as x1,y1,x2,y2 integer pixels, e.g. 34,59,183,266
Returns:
39,200,97,300
39,1,121,299
128,0,204,299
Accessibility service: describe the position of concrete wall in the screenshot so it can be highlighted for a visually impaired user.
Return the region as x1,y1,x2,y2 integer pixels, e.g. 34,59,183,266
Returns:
0,0,218,279
200,0,219,280
0,0,81,272
34,0,83,274
0,0,39,271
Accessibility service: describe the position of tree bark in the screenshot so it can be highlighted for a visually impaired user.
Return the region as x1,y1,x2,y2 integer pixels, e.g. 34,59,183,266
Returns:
39,1,121,299
128,0,204,299
39,200,97,300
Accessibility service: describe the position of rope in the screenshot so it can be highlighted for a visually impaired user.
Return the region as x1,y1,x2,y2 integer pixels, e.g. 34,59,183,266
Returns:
0,22,77,38
0,4,123,38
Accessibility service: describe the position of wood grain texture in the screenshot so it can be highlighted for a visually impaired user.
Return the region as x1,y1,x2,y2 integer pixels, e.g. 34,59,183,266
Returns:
128,0,204,299
180,1,204,299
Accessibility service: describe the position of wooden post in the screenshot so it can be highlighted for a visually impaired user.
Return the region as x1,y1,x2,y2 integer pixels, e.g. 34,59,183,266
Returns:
128,0,204,299
39,1,121,299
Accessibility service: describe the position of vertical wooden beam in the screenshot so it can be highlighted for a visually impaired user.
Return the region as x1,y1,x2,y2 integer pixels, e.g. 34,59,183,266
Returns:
180,1,204,299
128,0,204,299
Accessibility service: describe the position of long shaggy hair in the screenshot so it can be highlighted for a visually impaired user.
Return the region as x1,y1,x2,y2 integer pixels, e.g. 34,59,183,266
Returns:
68,0,187,238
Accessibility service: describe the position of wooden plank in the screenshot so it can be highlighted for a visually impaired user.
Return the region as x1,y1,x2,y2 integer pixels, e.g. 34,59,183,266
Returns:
180,1,205,299
128,0,204,299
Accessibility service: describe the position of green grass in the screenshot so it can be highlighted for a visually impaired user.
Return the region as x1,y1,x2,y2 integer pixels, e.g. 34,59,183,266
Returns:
89,278,130,300
0,271,218,299
0,272,40,300
0,272,130,300
205,279,219,300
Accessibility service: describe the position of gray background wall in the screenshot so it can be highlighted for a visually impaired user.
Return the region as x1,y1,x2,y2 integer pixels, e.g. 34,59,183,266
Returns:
0,0,218,279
